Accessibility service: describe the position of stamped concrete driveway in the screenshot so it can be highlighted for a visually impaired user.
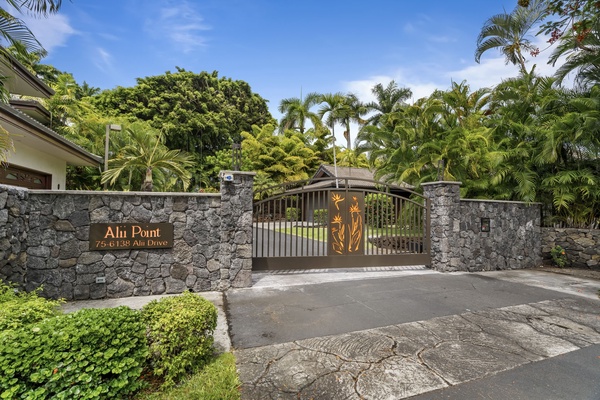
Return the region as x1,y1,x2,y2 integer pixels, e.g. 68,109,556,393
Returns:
226,268,600,399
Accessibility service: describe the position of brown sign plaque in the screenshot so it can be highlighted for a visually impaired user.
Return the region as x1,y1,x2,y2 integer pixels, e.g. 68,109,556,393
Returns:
89,223,174,250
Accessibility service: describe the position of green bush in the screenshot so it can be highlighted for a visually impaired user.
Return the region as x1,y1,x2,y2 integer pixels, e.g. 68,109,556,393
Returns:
313,209,328,225
0,306,148,399
551,245,568,267
365,193,396,228
285,207,300,221
0,280,64,330
142,292,218,387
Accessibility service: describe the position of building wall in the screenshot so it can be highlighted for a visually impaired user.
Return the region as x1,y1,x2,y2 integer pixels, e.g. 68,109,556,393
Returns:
9,142,67,189
0,171,255,300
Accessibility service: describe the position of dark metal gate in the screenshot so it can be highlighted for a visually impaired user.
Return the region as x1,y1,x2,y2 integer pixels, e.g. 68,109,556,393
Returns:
253,177,431,271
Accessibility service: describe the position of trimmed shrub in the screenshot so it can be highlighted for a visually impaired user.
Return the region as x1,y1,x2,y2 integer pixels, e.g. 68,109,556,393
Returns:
365,193,396,228
285,207,300,221
142,292,218,387
313,209,328,225
0,280,64,331
0,306,148,399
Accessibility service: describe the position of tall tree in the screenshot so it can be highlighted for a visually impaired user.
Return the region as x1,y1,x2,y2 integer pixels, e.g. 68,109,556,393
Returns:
475,0,545,73
336,93,367,150
278,91,322,134
92,69,275,187
364,81,412,127
241,124,319,183
548,18,600,88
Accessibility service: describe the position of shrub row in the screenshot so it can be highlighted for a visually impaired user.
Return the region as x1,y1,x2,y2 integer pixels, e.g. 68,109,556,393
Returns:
0,280,218,399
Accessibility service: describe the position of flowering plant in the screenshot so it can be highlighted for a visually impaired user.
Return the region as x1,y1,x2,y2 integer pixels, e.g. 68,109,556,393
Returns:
550,245,568,268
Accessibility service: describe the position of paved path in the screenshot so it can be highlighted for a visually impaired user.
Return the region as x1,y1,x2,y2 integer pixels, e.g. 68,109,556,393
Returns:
227,268,600,399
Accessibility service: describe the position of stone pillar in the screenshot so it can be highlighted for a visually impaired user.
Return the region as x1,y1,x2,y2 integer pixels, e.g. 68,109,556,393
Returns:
219,171,255,288
422,181,462,272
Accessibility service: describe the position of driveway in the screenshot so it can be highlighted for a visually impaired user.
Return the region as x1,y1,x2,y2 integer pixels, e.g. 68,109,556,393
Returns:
226,267,600,399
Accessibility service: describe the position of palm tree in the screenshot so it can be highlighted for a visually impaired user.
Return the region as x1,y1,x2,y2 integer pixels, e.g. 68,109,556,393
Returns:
364,81,412,127
549,19,600,89
336,93,367,150
0,1,62,57
475,0,545,73
278,92,322,134
318,92,346,183
102,122,194,192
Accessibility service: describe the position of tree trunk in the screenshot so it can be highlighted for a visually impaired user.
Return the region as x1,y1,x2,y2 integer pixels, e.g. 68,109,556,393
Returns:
141,167,153,191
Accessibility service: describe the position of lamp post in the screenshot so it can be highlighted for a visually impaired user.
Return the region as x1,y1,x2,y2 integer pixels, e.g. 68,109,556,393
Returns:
104,124,122,189
232,143,242,171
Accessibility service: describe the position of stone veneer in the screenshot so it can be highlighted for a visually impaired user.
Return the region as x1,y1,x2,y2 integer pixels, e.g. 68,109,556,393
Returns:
423,181,542,272
541,228,600,268
0,171,254,300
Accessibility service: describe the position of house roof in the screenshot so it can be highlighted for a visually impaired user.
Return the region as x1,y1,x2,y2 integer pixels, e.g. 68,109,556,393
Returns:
9,99,52,126
310,164,414,190
0,102,101,167
0,49,54,98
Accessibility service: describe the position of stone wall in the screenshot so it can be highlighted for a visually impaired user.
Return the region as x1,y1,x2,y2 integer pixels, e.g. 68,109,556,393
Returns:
0,185,29,285
541,228,600,268
423,181,542,272
459,199,541,271
0,171,255,299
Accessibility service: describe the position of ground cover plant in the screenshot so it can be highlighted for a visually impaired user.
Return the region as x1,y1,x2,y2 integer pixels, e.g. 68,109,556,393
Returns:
0,306,148,399
0,281,235,399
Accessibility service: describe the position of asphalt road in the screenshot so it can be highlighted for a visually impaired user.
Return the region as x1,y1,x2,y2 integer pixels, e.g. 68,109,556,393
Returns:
226,272,580,349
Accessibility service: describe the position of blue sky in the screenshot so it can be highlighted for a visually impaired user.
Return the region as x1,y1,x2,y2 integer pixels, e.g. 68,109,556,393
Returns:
17,0,559,143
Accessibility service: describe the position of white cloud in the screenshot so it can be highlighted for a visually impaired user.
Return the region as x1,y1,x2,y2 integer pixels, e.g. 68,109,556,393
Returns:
343,71,442,105
93,47,113,72
146,1,211,53
22,13,77,52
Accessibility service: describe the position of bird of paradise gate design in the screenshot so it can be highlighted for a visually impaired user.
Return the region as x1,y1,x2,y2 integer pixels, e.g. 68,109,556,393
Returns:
330,193,363,255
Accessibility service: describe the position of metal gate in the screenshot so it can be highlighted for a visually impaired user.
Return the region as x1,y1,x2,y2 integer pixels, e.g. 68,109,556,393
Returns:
253,177,431,271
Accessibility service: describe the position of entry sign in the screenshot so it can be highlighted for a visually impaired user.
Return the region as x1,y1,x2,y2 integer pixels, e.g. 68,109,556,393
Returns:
89,223,174,250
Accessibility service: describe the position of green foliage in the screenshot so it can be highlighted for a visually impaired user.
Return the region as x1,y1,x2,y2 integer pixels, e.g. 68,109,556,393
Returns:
0,307,148,399
0,280,63,330
356,74,600,228
242,124,320,184
285,207,300,221
550,245,568,268
365,193,396,228
313,209,328,225
101,121,194,192
142,292,218,387
92,69,275,187
139,352,240,400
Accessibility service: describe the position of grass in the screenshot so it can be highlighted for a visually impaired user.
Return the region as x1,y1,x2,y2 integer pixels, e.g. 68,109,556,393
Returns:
138,352,241,400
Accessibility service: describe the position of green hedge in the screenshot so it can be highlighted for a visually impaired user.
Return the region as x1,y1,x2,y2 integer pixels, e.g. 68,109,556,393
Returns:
365,193,396,228
142,292,218,387
313,209,328,225
0,280,63,331
285,207,300,221
0,307,148,399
